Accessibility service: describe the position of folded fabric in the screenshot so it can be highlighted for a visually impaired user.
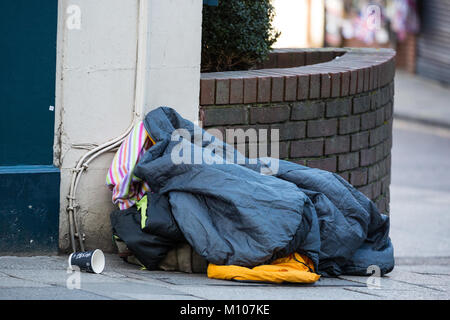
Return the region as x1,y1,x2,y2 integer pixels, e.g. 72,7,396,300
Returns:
208,253,320,284
106,121,154,210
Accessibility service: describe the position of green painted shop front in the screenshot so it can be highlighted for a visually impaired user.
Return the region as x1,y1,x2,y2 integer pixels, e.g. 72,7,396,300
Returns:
0,0,60,253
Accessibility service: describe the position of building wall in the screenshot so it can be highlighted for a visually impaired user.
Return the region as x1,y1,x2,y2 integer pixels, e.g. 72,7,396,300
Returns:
144,0,203,122
55,0,202,252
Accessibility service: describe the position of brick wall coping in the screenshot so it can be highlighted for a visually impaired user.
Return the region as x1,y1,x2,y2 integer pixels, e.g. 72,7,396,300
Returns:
200,48,396,106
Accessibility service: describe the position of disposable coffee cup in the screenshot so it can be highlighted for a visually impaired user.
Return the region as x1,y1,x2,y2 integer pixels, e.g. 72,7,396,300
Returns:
68,249,105,274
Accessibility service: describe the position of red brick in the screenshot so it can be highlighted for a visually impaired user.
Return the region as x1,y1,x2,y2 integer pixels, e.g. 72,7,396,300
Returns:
376,196,387,213
331,72,341,98
380,85,391,105
215,79,230,105
361,111,377,130
229,78,244,104
351,131,369,151
257,77,271,103
272,122,306,141
306,51,321,65
277,52,295,68
262,53,278,69
250,105,290,124
369,66,375,90
228,124,270,142
309,74,321,99
368,162,382,183
383,138,392,157
389,82,395,98
373,179,382,198
291,101,325,120
375,144,385,162
384,102,393,121
387,59,396,85
319,50,335,63
381,175,391,194
378,62,386,87
360,147,376,166
358,184,373,199
325,135,350,155
297,74,310,100
203,106,247,126
373,65,380,89
341,71,350,97
369,125,385,147
371,90,381,110
338,152,360,171
200,79,215,105
326,98,352,118
243,78,257,103
375,107,385,126
199,107,205,124
293,51,306,67
307,119,338,137
339,115,361,135
364,67,370,92
279,141,289,159
271,76,285,102
291,139,324,158
350,168,368,186
353,94,371,114
321,73,331,98
284,76,297,101
385,154,392,175
357,69,364,93
349,70,358,95
306,157,337,172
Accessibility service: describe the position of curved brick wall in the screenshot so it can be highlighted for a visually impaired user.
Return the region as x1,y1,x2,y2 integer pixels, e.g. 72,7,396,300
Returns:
199,48,396,214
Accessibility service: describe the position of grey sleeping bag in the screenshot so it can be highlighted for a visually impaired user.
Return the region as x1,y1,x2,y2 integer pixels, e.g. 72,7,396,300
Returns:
133,107,394,276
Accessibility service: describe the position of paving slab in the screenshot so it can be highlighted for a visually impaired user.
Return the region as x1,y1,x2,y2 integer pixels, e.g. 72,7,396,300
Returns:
0,287,110,300
1,253,450,299
0,271,52,289
79,281,198,300
0,256,65,270
168,284,378,300
394,71,450,128
390,121,450,260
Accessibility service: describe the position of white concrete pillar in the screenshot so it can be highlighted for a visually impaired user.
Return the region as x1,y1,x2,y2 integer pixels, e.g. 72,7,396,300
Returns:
55,0,203,252
143,0,203,123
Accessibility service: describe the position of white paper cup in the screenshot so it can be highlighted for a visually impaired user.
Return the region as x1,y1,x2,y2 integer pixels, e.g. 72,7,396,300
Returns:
68,249,105,274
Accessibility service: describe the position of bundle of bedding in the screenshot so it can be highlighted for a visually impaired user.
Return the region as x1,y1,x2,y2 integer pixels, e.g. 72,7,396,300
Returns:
108,107,394,283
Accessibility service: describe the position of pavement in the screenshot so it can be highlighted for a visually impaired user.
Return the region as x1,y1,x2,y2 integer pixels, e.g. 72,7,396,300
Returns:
394,70,450,128
0,254,449,300
390,120,450,258
1,71,450,301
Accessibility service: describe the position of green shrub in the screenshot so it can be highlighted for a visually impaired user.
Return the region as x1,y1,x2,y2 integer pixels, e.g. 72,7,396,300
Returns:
201,0,280,72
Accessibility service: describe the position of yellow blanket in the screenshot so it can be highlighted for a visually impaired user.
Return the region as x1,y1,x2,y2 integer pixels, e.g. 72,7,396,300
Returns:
207,253,320,284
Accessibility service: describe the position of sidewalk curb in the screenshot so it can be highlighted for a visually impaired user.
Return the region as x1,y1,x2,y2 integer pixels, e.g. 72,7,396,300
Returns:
394,113,450,130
